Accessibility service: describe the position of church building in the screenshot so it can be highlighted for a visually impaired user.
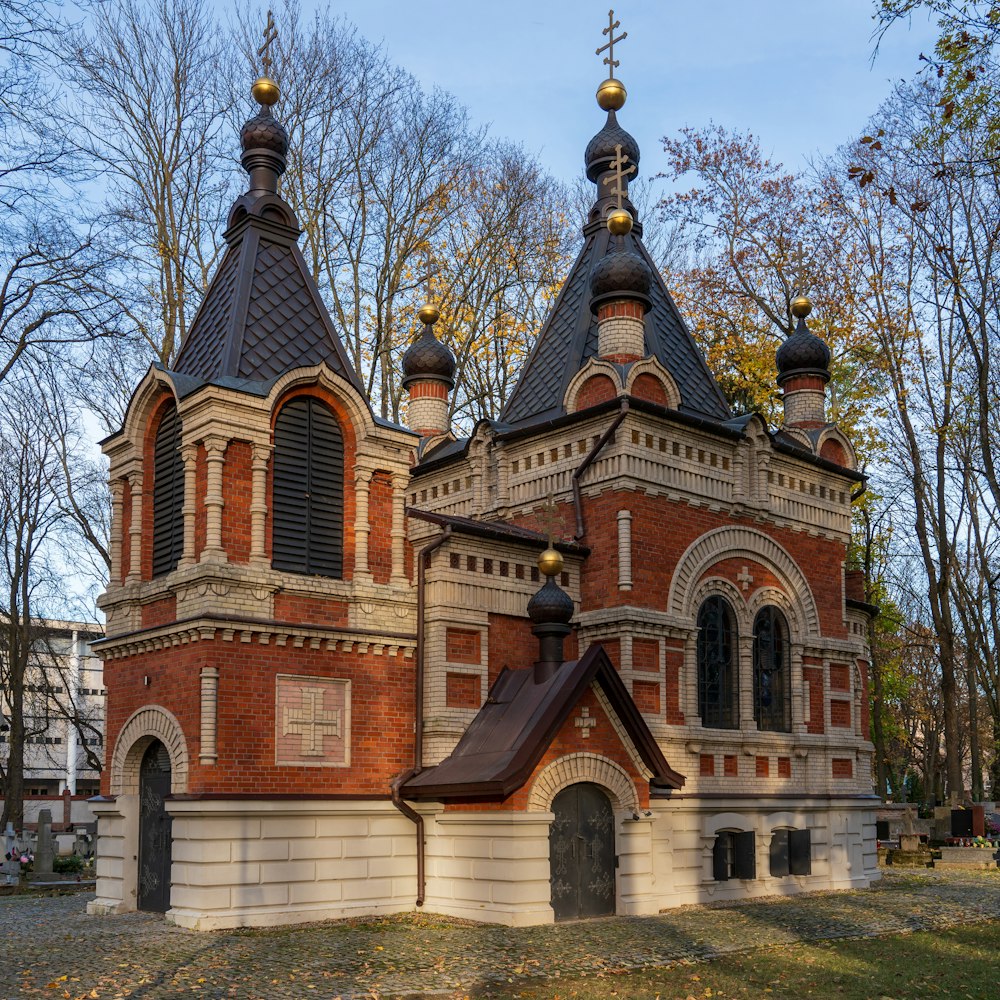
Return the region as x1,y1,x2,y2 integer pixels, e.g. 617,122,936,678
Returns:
88,25,879,929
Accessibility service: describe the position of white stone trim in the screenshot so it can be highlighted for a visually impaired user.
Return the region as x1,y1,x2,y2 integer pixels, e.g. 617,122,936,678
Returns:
816,426,858,470
668,526,821,637
623,356,681,408
110,704,189,795
527,752,639,813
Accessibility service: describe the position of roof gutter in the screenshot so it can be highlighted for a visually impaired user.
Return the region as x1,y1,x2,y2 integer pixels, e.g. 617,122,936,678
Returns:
390,523,452,908
572,399,629,541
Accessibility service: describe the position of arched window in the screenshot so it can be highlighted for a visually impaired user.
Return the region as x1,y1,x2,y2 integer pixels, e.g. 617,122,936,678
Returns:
272,396,344,577
753,606,790,732
152,401,184,578
697,596,738,729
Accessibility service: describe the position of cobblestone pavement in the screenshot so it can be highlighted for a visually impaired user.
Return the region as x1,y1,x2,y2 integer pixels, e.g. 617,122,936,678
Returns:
2,868,999,999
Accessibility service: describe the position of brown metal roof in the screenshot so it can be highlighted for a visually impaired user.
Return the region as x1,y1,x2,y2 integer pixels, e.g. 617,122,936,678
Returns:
401,644,685,801
407,508,590,556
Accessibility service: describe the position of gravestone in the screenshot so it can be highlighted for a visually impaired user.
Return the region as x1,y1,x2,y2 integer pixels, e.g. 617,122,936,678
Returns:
3,822,19,885
26,809,54,882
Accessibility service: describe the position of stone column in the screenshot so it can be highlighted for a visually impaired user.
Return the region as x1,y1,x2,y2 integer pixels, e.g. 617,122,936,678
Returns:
353,467,373,582
109,478,125,584
126,470,143,582
738,633,755,731
791,646,806,735
201,436,227,561
250,443,271,566
199,666,219,765
617,509,633,591
390,473,408,586
179,443,198,567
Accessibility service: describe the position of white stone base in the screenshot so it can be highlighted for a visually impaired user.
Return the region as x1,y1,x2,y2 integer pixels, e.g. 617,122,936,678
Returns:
87,794,879,929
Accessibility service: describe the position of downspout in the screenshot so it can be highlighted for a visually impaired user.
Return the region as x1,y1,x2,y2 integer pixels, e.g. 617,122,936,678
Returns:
391,523,452,908
572,398,630,541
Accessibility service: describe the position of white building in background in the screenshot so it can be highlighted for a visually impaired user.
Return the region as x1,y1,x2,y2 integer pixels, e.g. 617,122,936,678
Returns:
0,619,105,798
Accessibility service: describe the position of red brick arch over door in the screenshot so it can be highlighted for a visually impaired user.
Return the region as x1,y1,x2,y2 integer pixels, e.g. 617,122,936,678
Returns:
667,527,822,638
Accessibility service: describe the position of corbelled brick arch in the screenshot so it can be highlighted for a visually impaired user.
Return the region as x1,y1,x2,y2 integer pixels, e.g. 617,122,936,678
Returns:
118,367,180,450
746,586,805,643
623,356,680,409
110,705,189,795
265,362,377,441
668,527,821,637
527,752,639,813
563,358,623,414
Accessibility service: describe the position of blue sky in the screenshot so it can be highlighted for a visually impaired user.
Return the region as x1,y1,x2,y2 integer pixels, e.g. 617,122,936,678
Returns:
320,0,939,184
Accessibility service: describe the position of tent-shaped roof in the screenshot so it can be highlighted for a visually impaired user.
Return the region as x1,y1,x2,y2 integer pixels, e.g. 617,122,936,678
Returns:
402,644,685,801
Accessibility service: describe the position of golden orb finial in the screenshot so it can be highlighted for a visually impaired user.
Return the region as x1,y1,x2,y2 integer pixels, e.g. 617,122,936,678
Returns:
251,76,280,107
596,77,627,111
790,294,812,319
537,547,563,578
607,207,633,236
417,303,440,326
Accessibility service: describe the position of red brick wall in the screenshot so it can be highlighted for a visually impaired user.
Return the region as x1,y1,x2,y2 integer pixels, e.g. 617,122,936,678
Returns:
829,663,850,691
575,374,617,410
632,679,660,716
600,638,621,671
700,753,715,776
574,489,848,640
141,595,177,629
803,666,825,734
446,672,480,709
832,758,853,779
756,756,769,778
446,628,481,664
858,659,870,739
631,373,669,405
368,471,393,584
830,699,852,729
633,638,659,671
221,440,252,564
486,614,538,687
723,754,738,777
102,636,414,797
273,594,349,628
778,756,791,778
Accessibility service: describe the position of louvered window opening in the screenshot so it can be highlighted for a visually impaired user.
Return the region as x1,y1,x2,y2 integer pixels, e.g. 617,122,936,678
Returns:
272,397,344,577
697,596,738,729
152,403,184,578
753,606,791,732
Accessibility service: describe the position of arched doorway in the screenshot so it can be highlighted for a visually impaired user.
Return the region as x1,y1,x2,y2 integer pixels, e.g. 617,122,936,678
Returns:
137,740,172,912
548,783,616,920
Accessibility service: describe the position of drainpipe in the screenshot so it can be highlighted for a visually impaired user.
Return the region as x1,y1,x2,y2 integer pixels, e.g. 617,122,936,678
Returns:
572,399,630,541
391,523,451,908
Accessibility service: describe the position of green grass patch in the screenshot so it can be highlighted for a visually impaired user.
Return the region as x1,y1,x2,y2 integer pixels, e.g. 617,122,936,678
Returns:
469,919,1000,999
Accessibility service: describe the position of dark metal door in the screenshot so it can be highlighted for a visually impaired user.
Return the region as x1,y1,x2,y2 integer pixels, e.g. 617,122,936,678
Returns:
549,783,616,920
137,741,172,913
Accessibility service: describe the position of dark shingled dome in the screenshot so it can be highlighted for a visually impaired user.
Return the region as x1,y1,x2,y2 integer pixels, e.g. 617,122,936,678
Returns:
590,244,652,302
402,326,456,388
527,576,574,626
241,110,289,157
585,110,640,182
776,318,832,384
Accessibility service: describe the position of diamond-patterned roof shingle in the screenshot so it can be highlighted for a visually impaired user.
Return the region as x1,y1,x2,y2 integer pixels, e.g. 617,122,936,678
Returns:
500,222,731,428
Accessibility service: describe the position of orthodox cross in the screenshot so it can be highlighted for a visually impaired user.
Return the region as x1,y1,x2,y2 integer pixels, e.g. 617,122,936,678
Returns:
789,240,811,298
422,246,437,300
596,9,627,79
601,143,636,208
541,492,561,546
282,687,341,757
737,566,754,592
258,9,278,76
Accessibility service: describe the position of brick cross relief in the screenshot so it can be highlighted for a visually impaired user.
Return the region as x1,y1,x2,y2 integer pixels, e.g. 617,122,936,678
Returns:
282,687,341,756
737,566,754,591
575,706,597,738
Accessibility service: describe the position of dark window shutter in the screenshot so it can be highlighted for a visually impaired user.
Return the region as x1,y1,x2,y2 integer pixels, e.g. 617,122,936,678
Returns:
712,833,730,881
273,397,344,578
789,828,812,875
769,829,790,877
152,403,184,578
734,830,756,879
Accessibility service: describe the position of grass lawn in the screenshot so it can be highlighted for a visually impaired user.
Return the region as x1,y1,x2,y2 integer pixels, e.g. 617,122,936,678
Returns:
468,919,1000,999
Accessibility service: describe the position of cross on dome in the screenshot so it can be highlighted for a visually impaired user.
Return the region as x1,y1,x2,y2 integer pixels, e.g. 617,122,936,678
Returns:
596,9,627,80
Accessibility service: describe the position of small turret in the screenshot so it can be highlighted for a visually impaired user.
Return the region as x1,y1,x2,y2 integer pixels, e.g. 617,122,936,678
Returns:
776,295,831,429
527,547,574,683
401,302,455,438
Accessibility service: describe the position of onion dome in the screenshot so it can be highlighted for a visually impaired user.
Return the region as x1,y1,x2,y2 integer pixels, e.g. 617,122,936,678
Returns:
590,243,652,301
401,306,456,389
776,295,831,385
585,110,640,183
527,547,574,626
240,108,289,157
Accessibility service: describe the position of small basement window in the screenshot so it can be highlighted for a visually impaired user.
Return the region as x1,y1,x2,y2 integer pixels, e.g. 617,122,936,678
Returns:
712,829,756,881
769,828,812,877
